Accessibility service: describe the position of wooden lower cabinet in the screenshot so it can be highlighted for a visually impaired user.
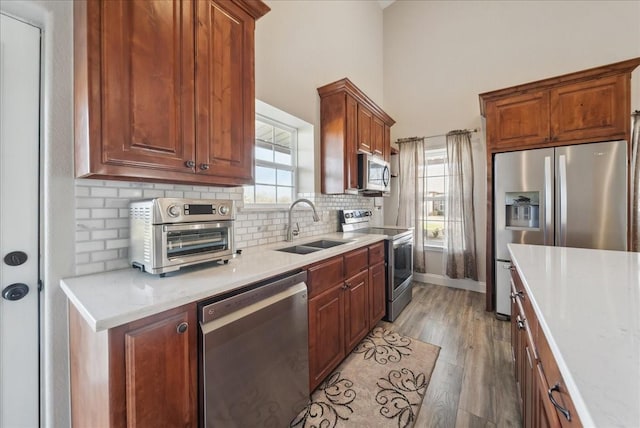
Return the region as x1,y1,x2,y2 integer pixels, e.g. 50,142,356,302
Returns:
369,260,386,324
344,269,370,352
511,268,582,428
308,285,346,391
69,303,197,427
307,242,385,392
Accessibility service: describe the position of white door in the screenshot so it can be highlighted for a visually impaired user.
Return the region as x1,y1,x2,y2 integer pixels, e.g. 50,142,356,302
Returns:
0,13,41,428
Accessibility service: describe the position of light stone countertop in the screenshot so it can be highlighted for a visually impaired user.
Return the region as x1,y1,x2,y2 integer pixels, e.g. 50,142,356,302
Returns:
508,243,640,428
61,232,385,332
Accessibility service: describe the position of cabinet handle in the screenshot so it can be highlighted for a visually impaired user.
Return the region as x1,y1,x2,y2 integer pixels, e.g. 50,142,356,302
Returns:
514,290,525,299
548,383,572,421
200,163,210,171
176,322,188,334
516,317,525,330
341,284,348,290
185,160,195,168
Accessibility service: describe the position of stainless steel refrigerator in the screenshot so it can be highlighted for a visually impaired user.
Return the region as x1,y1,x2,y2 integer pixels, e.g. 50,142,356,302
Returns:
494,140,627,317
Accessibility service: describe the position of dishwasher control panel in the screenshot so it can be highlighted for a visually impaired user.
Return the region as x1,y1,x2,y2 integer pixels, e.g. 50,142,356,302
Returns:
199,271,307,323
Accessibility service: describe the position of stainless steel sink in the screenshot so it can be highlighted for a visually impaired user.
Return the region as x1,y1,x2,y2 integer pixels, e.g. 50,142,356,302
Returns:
304,239,346,249
276,239,349,255
276,245,321,255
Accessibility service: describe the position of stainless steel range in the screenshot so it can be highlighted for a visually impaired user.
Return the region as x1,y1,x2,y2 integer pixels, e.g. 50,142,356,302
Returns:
340,210,413,321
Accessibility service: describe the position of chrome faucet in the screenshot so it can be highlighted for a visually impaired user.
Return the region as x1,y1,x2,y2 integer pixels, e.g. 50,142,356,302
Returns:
286,198,320,241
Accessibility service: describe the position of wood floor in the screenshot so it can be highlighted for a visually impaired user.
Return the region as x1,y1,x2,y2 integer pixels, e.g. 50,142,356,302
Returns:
380,282,522,428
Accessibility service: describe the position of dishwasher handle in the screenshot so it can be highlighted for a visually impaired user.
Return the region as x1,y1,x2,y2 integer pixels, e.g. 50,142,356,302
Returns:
200,271,307,324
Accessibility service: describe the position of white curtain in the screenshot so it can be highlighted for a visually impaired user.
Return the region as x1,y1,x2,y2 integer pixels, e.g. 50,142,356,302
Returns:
444,131,478,280
631,112,640,251
397,138,427,273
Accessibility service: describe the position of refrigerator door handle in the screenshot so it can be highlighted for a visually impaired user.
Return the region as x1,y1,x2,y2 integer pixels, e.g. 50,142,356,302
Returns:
544,156,552,246
558,154,568,247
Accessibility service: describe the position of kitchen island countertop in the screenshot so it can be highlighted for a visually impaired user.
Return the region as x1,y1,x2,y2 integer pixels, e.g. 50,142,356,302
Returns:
61,232,385,332
508,243,640,428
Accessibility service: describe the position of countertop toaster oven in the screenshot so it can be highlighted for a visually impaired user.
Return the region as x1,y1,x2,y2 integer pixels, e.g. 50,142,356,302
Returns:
129,198,235,275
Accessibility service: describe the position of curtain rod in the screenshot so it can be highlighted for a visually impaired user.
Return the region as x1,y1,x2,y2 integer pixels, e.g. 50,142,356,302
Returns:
395,128,479,144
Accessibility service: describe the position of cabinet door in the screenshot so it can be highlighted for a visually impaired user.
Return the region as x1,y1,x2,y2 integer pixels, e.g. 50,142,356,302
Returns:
383,124,391,162
344,269,369,353
357,104,373,153
123,306,197,427
346,95,359,190
195,0,256,183
99,0,196,173
369,261,386,325
550,75,628,144
536,364,562,428
371,116,384,157
308,286,345,392
486,91,550,150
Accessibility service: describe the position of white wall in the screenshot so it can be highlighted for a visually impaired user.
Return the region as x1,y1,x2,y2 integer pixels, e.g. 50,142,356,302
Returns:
255,0,385,192
383,0,640,283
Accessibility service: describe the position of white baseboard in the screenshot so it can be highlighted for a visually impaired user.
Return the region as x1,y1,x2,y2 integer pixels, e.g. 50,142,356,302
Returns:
413,272,486,293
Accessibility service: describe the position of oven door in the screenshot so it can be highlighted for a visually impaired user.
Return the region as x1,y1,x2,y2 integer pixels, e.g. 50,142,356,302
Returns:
159,221,234,268
388,235,413,300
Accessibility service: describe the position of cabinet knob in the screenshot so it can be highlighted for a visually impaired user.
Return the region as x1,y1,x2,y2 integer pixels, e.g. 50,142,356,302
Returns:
200,163,210,171
342,284,348,290
176,322,188,334
185,160,195,168
516,318,525,330
548,383,572,421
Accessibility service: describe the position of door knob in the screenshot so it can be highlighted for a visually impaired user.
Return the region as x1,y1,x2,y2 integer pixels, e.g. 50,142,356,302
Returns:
2,283,29,301
4,251,28,266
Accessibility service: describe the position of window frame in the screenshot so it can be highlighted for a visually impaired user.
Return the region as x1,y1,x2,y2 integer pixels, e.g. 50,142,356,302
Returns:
244,114,298,207
422,147,448,250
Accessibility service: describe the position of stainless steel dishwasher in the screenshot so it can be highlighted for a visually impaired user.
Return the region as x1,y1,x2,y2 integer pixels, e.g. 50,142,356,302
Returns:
199,271,309,427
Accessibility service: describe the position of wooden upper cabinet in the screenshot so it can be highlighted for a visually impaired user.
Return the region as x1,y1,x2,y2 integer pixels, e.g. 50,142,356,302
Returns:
550,75,627,144
74,0,269,186
86,0,196,174
485,91,550,150
195,0,256,181
480,57,640,153
357,105,373,153
371,116,384,157
318,78,395,194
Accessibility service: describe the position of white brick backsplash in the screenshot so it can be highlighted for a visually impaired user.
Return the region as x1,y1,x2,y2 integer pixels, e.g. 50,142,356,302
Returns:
74,179,376,275
91,250,119,262
76,198,104,208
91,229,118,240
91,187,118,197
143,189,165,198
76,241,104,253
105,238,128,250
118,188,143,198
91,208,118,219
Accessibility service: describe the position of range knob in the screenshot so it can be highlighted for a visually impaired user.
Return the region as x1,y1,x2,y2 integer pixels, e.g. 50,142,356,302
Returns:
167,204,181,217
218,204,230,216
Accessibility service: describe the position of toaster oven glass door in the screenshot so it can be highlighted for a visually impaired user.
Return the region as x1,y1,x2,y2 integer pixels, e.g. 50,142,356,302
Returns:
165,222,232,260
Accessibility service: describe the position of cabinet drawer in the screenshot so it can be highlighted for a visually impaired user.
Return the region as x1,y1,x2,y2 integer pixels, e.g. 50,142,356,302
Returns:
368,242,384,265
344,248,368,278
307,256,344,298
510,268,536,330
537,329,582,427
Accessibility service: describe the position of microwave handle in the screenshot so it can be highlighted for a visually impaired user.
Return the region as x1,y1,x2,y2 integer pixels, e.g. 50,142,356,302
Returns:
383,165,390,187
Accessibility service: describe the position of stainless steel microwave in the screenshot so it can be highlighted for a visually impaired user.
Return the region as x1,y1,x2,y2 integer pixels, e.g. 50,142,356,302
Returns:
358,154,391,194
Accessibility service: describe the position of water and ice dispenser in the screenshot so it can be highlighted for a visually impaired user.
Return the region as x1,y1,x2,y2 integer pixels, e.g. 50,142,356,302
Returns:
505,192,540,229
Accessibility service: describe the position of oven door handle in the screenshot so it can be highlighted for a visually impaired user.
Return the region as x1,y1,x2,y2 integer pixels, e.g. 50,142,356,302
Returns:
163,221,233,232
392,235,413,248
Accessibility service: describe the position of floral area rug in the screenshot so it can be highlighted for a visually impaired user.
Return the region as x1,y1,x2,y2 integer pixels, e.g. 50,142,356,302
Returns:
291,326,440,428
